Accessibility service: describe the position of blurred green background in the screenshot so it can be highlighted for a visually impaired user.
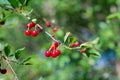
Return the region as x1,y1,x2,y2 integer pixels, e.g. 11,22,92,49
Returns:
0,0,120,80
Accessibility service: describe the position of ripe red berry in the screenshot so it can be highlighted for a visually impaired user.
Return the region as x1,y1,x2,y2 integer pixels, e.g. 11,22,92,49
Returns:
74,41,80,47
0,69,7,74
50,45,56,51
27,22,36,28
51,51,57,58
53,41,59,47
70,43,76,48
55,50,61,56
32,30,39,37
25,29,31,36
46,21,51,27
45,51,51,57
53,27,58,32
0,20,5,25
80,49,86,53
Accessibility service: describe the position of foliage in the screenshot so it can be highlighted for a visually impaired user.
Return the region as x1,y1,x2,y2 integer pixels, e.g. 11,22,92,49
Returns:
0,0,119,80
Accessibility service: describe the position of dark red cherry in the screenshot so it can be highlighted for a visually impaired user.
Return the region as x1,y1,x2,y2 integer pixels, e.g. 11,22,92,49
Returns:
27,22,36,28
45,51,51,57
51,51,57,58
32,30,39,37
25,29,31,36
55,50,61,56
0,69,7,74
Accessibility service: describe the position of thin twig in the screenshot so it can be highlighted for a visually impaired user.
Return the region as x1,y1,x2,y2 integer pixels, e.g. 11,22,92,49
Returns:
2,55,19,80
44,31,83,50
45,31,59,42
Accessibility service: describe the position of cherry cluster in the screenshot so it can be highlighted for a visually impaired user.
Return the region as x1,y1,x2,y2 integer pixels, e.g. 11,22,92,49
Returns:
25,21,43,37
0,64,7,74
25,20,58,37
45,41,61,58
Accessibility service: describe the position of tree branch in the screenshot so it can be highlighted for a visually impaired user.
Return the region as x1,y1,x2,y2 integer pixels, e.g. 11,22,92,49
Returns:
44,31,59,42
1,54,19,80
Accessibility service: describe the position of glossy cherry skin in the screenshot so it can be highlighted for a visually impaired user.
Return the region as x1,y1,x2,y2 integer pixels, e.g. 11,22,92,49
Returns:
32,30,39,37
55,50,61,56
0,69,7,74
51,51,57,58
50,45,56,51
53,41,59,47
27,22,36,28
25,29,31,36
45,51,51,57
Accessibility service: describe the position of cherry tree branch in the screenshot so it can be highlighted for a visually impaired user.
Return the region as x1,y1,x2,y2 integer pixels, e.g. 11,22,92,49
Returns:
0,53,19,80
44,31,59,42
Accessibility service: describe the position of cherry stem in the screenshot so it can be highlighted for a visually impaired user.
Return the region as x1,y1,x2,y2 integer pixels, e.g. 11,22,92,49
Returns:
0,53,19,80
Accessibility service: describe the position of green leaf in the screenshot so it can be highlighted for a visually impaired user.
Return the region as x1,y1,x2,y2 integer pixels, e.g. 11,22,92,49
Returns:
4,44,11,56
24,63,32,65
38,77,44,80
15,47,25,59
69,37,76,44
88,48,101,57
82,53,87,57
86,52,90,57
91,37,99,45
106,13,120,20
25,0,32,6
80,42,92,48
92,52,101,57
22,56,31,64
64,32,71,42
8,0,19,8
21,6,33,15
19,0,25,5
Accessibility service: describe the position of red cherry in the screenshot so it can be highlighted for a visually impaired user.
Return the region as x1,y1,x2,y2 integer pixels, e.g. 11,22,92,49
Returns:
51,51,57,58
32,30,39,37
45,51,51,57
55,50,61,56
50,45,56,51
53,41,59,47
74,41,80,47
25,29,31,36
46,21,51,27
27,22,36,28
0,69,7,74
70,43,76,48
80,49,86,53
0,20,5,25
53,27,58,32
